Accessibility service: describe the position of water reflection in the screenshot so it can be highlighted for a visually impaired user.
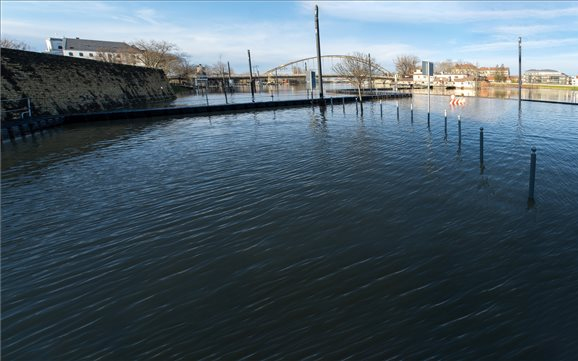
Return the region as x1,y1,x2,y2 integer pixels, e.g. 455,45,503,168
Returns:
3,94,578,360
412,86,577,103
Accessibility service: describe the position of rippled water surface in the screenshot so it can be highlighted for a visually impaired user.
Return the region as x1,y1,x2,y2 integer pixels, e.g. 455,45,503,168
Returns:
2,95,578,359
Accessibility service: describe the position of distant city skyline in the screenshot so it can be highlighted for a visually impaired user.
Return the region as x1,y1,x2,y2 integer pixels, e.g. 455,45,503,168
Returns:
2,1,578,75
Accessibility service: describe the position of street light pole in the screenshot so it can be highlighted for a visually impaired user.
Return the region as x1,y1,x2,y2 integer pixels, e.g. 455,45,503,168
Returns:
368,53,373,94
315,5,324,101
518,37,522,105
248,49,255,102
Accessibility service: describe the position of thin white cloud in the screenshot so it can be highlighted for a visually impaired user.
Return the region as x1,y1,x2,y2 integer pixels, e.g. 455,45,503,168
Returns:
135,8,160,25
307,1,578,24
459,38,578,52
490,24,566,36
4,1,119,17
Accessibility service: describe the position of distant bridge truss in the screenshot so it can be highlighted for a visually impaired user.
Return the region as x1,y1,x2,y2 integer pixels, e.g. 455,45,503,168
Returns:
264,55,393,77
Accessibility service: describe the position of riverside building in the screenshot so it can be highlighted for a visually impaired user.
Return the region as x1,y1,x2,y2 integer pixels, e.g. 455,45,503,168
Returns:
45,37,142,66
523,69,571,85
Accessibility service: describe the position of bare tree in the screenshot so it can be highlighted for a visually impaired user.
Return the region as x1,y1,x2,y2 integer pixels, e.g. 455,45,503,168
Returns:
435,59,455,74
169,56,196,85
394,54,420,78
130,40,181,73
292,65,304,75
494,64,507,82
208,60,228,76
208,58,231,99
333,52,371,113
1,38,31,50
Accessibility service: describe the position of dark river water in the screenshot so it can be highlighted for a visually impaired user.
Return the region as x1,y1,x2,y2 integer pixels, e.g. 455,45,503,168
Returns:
2,95,578,360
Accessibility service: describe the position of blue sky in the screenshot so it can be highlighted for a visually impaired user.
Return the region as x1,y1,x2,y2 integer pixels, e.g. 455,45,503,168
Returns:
2,1,578,75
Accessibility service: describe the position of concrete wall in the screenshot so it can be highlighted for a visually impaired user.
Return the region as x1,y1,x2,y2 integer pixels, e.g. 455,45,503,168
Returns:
1,48,175,119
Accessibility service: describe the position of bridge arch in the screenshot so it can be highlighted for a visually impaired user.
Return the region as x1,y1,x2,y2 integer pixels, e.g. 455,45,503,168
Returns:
264,55,393,76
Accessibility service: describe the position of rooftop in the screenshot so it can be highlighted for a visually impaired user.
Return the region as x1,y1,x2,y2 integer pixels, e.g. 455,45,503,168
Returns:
63,37,135,52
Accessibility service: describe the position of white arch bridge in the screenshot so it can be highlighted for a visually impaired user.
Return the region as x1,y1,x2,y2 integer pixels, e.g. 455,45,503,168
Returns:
263,55,394,80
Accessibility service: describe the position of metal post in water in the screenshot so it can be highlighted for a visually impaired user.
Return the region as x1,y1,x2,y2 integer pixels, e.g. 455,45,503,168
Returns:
410,102,413,122
396,101,399,120
518,37,522,106
528,146,537,201
368,53,373,94
248,49,255,102
221,68,228,104
343,97,345,113
458,115,462,144
227,61,232,92
331,97,334,112
275,69,279,92
380,99,383,118
427,67,432,123
480,127,484,167
444,109,447,135
355,97,359,114
27,98,32,117
314,5,324,101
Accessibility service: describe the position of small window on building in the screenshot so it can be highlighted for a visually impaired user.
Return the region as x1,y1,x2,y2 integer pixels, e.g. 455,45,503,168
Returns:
79,52,84,57
89,53,94,57
58,46,62,49
68,52,73,56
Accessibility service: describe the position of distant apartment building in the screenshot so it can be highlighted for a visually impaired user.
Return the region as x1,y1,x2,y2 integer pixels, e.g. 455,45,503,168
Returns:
449,63,478,76
523,69,571,85
412,71,468,87
45,37,142,66
478,66,510,81
571,76,578,86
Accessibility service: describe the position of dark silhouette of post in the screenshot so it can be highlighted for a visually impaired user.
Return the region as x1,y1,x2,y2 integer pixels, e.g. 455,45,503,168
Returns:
458,115,462,144
227,61,232,92
315,5,324,101
221,68,228,104
480,127,484,167
444,109,447,137
368,53,373,94
528,146,537,201
518,37,522,106
248,50,255,102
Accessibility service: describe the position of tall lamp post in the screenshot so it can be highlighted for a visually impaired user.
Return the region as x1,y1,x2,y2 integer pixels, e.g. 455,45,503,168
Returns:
248,49,255,102
422,61,433,122
315,5,324,101
518,37,522,106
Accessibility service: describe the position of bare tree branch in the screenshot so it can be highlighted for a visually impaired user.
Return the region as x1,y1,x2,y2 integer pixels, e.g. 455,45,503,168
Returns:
394,54,420,78
130,40,181,73
1,38,31,50
333,52,371,100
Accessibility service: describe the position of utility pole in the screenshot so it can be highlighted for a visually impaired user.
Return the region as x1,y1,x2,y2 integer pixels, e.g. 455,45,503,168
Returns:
248,49,255,102
221,63,228,104
227,61,232,92
368,53,373,94
518,37,522,105
315,5,324,101
422,61,433,123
